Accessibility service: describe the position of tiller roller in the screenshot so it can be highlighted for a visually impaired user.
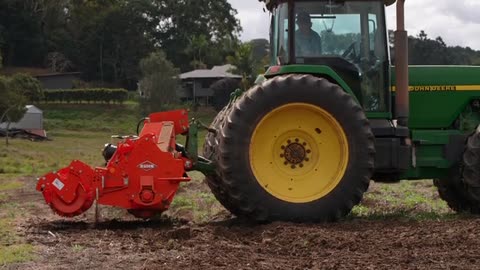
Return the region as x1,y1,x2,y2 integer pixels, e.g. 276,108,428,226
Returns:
36,110,213,219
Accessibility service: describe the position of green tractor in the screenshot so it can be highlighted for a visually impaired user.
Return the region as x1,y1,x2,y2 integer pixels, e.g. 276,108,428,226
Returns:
203,0,480,222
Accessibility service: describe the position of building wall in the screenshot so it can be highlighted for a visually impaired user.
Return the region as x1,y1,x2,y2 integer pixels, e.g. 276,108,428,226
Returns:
36,74,79,89
179,79,215,99
193,80,214,97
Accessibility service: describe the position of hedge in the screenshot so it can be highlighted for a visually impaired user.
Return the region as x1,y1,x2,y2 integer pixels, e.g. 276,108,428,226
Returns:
44,88,128,104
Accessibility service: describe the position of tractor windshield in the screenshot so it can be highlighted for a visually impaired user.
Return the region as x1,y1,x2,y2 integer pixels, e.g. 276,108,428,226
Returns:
271,1,389,112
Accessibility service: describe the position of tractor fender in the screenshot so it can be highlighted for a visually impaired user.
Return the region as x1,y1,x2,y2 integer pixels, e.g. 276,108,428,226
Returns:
263,65,360,105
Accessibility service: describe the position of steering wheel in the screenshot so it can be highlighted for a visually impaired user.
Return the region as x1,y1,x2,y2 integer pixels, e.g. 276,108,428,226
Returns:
342,42,357,60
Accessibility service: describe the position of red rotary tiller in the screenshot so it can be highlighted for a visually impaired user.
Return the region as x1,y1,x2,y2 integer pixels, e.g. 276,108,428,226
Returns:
36,110,213,219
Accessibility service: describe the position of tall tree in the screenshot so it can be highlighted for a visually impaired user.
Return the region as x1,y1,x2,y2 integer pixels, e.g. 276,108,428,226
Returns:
390,30,480,65
0,0,241,88
185,35,209,69
0,0,69,67
154,0,241,71
250,38,270,61
65,0,157,88
227,43,260,88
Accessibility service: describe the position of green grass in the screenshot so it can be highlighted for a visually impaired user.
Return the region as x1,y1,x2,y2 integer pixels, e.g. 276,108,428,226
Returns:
72,244,86,253
0,218,35,265
0,103,217,176
350,180,453,221
0,244,35,265
0,131,109,175
40,103,140,134
0,180,23,192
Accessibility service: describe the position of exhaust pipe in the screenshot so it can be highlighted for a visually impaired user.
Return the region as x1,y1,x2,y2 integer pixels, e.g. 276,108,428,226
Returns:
395,0,409,126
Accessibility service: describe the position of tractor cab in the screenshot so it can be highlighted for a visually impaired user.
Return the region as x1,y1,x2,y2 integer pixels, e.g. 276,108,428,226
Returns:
269,0,390,112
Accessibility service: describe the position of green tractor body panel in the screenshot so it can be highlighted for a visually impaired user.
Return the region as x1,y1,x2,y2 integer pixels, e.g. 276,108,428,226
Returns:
391,66,480,129
393,65,480,180
402,129,463,179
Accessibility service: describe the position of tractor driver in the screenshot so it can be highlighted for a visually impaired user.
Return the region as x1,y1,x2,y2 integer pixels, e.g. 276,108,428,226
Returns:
295,12,322,57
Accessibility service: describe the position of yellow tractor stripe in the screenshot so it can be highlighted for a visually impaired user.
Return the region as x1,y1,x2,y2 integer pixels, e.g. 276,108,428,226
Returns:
391,85,480,92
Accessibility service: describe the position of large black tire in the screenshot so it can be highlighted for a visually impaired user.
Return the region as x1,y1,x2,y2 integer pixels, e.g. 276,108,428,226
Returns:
205,74,375,222
210,78,241,112
434,130,480,213
203,104,244,216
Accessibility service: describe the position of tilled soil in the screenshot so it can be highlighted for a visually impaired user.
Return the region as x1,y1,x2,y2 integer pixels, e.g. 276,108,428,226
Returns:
9,214,480,270
4,179,480,270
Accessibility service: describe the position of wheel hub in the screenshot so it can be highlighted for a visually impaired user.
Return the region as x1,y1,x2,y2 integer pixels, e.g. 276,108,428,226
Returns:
281,139,311,168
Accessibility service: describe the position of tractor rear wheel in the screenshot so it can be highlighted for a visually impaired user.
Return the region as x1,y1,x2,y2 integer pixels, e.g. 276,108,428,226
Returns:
203,104,244,216
434,129,480,214
206,74,375,222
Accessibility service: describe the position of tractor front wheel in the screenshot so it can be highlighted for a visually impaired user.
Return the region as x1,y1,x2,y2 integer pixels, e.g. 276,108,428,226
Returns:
206,74,375,222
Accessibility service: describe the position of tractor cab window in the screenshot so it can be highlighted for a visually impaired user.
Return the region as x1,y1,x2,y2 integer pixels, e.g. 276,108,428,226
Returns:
272,3,290,64
271,1,389,112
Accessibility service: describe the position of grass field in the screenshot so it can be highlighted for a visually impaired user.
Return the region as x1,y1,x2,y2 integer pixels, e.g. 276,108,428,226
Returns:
0,102,461,267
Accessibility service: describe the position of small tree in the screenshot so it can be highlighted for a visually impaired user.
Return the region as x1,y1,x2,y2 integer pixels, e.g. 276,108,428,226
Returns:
1,72,44,144
0,76,27,123
9,73,44,103
138,51,179,113
46,52,72,72
0,76,27,145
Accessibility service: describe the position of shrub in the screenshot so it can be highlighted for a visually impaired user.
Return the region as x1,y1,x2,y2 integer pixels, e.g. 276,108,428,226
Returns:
44,88,128,104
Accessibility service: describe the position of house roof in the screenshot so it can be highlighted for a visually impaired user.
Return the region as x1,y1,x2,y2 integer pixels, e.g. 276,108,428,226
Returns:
180,65,241,80
25,105,42,114
211,64,236,74
35,72,81,78
0,67,81,77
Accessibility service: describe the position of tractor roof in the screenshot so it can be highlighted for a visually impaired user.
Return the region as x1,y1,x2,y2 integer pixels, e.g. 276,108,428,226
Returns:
259,0,396,10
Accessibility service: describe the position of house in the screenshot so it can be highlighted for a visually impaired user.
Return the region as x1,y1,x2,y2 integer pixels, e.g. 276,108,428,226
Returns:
179,64,241,105
0,67,81,90
35,72,82,89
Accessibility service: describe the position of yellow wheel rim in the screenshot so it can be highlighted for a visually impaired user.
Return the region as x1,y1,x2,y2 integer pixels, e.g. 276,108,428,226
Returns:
249,103,349,203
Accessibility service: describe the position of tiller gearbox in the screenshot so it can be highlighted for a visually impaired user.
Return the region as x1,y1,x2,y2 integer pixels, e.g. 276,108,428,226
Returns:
36,110,213,219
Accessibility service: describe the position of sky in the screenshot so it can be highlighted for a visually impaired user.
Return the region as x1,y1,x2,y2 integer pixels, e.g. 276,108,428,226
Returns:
228,0,480,50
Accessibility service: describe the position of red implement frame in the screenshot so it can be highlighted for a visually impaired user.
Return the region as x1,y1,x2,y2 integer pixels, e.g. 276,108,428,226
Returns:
36,110,191,219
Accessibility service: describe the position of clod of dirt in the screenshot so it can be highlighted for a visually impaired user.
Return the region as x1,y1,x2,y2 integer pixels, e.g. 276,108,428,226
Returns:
166,225,191,240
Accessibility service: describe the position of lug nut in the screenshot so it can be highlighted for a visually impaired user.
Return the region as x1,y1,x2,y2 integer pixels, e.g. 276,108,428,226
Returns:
295,138,299,142
280,154,284,158
306,149,311,154
291,165,296,169
299,164,304,168
303,142,307,146
284,161,288,165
